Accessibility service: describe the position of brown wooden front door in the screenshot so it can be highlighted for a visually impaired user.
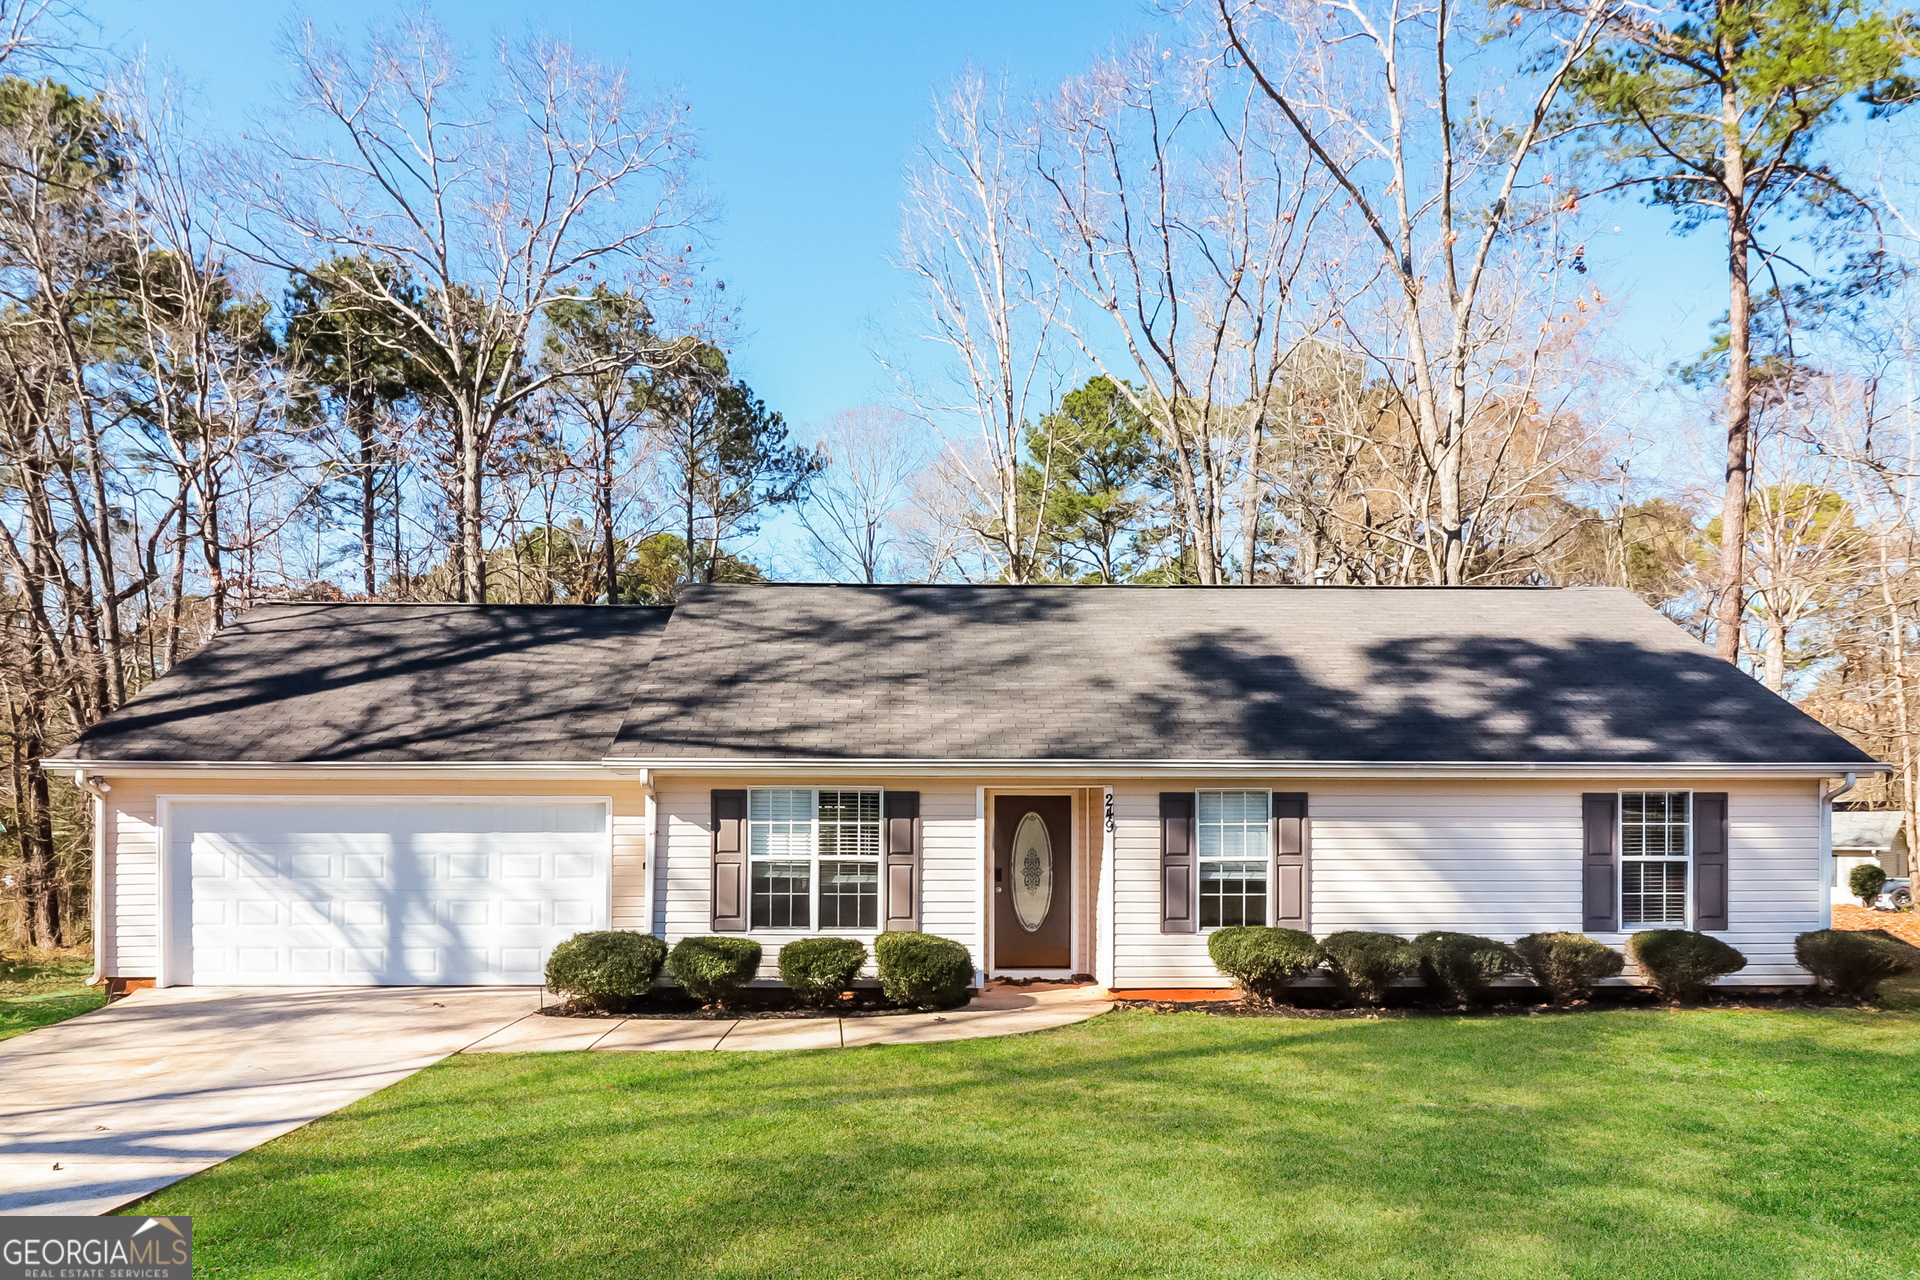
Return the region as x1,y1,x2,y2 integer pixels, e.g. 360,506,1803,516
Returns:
993,795,1071,969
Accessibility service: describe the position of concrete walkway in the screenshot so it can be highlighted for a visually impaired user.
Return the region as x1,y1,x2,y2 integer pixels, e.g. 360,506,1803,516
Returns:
464,982,1114,1053
0,986,537,1217
0,981,1111,1217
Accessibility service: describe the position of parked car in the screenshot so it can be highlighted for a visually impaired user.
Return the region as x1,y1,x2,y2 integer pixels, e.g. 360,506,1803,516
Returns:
1876,877,1913,910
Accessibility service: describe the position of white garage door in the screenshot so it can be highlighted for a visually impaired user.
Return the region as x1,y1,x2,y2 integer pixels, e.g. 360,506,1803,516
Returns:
166,799,609,986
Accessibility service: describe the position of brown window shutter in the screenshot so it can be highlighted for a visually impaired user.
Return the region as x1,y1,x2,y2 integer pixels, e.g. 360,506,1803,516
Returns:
884,790,921,932
1271,792,1309,929
1693,792,1729,931
1160,792,1195,934
711,789,748,932
1581,792,1618,933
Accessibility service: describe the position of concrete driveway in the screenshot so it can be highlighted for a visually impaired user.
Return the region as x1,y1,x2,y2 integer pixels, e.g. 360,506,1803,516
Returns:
0,986,538,1217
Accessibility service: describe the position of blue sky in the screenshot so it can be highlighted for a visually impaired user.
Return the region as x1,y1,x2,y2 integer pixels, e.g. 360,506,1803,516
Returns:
84,1,1729,456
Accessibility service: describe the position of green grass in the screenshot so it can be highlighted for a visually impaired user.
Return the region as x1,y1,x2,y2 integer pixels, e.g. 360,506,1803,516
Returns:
0,949,105,1043
132,997,1920,1280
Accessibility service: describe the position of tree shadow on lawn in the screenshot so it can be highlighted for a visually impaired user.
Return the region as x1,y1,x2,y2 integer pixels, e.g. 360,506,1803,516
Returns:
135,1009,1918,1279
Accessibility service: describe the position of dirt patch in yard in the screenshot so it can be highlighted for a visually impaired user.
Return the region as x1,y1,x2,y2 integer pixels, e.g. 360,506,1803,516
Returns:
1833,903,1920,945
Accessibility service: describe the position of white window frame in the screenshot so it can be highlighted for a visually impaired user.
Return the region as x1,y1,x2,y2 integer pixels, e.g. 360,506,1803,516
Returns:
746,786,885,934
1618,788,1693,929
1196,787,1274,933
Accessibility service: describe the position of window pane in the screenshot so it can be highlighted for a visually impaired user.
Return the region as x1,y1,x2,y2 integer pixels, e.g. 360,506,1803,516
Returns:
1200,859,1268,929
749,788,813,861
751,860,811,929
1621,791,1690,863
751,788,812,822
819,789,880,859
1622,860,1687,926
819,859,879,930
1198,790,1269,861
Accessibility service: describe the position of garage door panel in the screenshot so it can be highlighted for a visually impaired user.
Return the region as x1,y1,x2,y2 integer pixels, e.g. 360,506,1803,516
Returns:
171,800,607,986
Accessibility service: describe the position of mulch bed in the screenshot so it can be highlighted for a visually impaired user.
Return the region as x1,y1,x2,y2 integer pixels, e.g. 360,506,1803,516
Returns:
1833,902,1920,945
1115,985,1880,1020
539,988,960,1021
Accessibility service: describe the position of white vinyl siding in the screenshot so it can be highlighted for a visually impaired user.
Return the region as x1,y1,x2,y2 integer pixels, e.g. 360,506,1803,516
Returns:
99,772,1826,992
1109,777,1826,989
655,778,980,981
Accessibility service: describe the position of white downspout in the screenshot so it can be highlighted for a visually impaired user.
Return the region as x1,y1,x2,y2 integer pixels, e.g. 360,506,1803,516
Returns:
75,772,110,987
1822,772,1857,929
641,778,658,939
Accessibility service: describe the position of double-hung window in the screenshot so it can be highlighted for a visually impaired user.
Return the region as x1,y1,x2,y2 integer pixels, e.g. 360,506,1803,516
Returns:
1198,790,1270,929
1620,790,1690,926
748,788,881,931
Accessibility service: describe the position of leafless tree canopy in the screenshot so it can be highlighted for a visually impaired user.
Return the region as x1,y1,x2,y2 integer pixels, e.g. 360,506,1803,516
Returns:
3,3,1919,948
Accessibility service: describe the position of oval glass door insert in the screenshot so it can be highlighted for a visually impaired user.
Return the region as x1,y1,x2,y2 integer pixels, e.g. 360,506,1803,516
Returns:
1011,811,1053,933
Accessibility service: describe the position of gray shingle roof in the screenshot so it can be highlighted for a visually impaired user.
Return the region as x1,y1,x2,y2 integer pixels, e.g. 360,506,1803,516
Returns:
611,584,1877,766
62,604,669,763
63,586,1879,768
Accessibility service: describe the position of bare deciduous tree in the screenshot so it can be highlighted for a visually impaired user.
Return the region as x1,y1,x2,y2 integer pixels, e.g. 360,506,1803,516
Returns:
254,12,701,601
899,70,1061,583
1215,0,1615,583
800,406,931,583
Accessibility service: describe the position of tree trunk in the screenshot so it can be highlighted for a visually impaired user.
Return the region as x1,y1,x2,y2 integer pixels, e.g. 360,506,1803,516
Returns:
600,425,619,603
1239,415,1265,584
163,498,188,668
1881,535,1917,877
17,469,61,947
460,410,487,604
355,397,379,596
1715,64,1752,664
1763,611,1786,693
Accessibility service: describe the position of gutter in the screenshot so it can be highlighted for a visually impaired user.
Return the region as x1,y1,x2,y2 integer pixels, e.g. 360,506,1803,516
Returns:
49,759,642,783
46,754,1886,784
599,756,1892,781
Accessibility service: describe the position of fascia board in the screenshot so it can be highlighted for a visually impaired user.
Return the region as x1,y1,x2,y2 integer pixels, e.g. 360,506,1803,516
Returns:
602,756,1889,780
53,759,638,783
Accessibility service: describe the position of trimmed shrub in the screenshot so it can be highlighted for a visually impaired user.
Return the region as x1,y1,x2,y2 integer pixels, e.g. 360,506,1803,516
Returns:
874,931,973,1009
1795,928,1920,1000
666,936,763,1005
778,937,868,1008
544,930,667,1010
1513,932,1624,1003
1627,929,1748,1002
1412,931,1523,1005
1850,863,1889,907
1207,926,1323,1005
1321,931,1418,1004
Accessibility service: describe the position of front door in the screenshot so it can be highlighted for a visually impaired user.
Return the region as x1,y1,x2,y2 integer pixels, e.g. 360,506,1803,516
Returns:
993,795,1071,969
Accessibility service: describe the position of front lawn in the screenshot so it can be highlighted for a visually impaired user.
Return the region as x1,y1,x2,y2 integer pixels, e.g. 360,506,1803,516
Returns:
134,996,1920,1280
0,948,105,1043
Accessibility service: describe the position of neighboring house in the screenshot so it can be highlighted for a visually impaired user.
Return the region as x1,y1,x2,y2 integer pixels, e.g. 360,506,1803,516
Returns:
1830,811,1910,904
55,585,1883,992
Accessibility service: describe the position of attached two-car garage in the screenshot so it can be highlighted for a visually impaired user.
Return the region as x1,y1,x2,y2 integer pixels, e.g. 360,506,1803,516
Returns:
163,799,611,986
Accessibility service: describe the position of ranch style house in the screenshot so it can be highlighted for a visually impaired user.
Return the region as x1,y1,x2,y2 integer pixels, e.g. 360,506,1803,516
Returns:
54,584,1883,992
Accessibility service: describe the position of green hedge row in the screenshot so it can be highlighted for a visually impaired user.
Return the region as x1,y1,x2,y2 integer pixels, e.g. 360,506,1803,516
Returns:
1210,923,1920,1005
1206,926,1623,1006
545,930,975,1010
